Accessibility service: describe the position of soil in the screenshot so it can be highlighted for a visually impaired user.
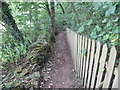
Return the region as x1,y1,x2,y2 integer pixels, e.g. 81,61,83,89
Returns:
41,31,82,88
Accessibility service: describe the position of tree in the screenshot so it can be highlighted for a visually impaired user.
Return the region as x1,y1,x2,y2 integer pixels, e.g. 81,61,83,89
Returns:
45,0,55,42
1,2,24,44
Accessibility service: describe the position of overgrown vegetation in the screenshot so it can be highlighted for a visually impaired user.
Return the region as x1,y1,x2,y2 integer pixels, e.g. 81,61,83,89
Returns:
63,2,119,47
0,1,119,89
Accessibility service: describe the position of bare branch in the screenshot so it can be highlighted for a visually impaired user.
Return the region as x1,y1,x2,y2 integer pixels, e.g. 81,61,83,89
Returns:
59,3,65,14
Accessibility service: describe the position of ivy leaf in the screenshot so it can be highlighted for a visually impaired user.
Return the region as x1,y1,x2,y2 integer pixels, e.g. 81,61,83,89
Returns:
77,26,84,33
105,5,116,16
114,28,119,34
102,18,107,23
100,69,104,72
111,35,119,42
112,17,119,22
92,2,102,10
82,49,87,56
98,33,104,37
103,34,109,40
106,22,111,27
95,25,101,31
87,19,93,25
102,4,108,9
90,32,97,39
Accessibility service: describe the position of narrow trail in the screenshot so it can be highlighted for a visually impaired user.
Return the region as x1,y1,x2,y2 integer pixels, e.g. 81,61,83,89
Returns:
41,31,82,88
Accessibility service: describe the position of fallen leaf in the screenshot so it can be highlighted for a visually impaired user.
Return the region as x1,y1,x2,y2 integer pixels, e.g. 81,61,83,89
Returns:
44,74,49,81
48,83,53,88
41,82,44,85
21,69,29,75
47,68,51,71
48,76,51,79
47,72,50,74
15,67,22,73
33,72,40,78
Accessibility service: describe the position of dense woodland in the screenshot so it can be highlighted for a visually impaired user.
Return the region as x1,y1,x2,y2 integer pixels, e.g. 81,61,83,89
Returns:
0,1,120,89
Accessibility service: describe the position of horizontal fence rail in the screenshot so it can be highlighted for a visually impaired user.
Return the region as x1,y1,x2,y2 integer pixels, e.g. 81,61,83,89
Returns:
66,28,119,89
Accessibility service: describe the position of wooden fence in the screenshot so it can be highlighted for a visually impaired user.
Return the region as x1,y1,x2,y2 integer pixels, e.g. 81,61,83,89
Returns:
66,28,119,89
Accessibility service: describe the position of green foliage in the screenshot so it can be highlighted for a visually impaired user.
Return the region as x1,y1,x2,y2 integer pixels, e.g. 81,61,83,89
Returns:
0,2,119,89
63,2,119,47
77,26,84,34
87,19,93,25
1,2,50,65
82,49,87,56
105,3,116,16
1,35,27,63
1,2,119,69
92,2,102,10
0,66,4,70
14,71,18,77
20,73,25,77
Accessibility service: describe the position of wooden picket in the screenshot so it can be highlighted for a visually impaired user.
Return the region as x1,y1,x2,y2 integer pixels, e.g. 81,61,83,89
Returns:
90,41,101,88
78,35,82,76
103,47,117,88
80,35,84,80
84,38,91,87
76,35,81,76
66,28,119,89
82,36,87,84
112,67,118,88
74,33,78,70
86,40,95,88
95,43,108,88
76,35,79,74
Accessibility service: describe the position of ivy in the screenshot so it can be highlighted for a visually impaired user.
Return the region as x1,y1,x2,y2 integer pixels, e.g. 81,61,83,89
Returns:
105,4,116,16
66,2,120,48
87,19,93,25
77,26,84,34
95,25,101,31
82,49,87,56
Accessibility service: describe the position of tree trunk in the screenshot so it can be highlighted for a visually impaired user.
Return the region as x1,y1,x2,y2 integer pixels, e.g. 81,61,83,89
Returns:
1,2,24,44
50,1,55,42
45,0,56,42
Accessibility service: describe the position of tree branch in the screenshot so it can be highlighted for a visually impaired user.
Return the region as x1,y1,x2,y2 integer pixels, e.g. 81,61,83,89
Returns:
59,3,65,14
45,0,51,17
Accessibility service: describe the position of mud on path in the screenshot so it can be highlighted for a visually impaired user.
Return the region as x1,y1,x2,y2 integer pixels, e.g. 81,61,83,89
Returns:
40,31,82,88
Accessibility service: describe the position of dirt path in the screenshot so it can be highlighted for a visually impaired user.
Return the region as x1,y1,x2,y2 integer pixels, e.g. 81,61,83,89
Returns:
41,31,82,88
